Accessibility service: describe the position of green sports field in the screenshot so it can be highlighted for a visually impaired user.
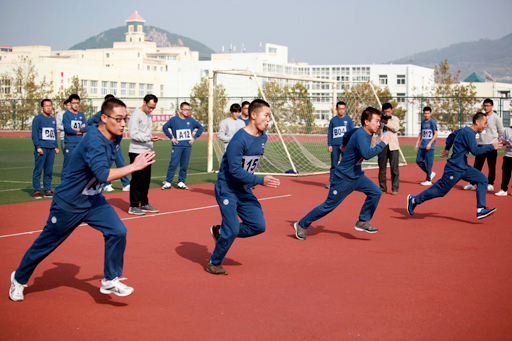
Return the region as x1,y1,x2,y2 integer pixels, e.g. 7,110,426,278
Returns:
0,136,502,206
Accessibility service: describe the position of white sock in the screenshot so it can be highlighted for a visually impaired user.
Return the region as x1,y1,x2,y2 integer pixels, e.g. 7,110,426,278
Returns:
477,208,483,213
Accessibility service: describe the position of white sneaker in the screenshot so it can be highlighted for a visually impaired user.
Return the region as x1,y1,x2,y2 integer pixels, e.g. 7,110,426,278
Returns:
462,184,476,190
100,277,134,297
9,271,26,302
104,185,114,192
122,185,130,192
161,181,172,190
430,172,436,182
177,182,188,190
495,190,507,196
487,184,494,191
421,181,432,186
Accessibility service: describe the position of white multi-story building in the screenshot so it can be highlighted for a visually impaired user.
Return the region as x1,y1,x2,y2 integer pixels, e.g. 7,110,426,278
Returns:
0,10,437,135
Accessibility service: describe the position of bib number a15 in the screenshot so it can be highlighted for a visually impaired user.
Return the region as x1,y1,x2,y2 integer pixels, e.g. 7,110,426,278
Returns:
241,155,261,174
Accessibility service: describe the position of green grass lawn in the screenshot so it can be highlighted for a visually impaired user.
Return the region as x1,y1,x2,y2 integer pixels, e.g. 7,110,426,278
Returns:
0,137,503,206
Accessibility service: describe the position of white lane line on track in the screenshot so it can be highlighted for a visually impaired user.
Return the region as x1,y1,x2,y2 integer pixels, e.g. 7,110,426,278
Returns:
0,194,292,239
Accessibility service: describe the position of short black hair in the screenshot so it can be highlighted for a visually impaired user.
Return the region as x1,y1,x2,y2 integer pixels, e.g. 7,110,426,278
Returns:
230,103,241,113
40,99,52,107
63,99,70,105
423,106,432,113
101,98,126,118
382,103,392,111
473,112,486,124
180,102,190,109
104,94,115,101
483,98,493,106
69,94,80,102
241,101,250,108
144,94,158,104
248,99,270,118
361,107,381,126
336,101,346,109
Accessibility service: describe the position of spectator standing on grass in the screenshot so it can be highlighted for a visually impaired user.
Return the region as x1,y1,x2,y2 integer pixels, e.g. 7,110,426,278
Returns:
326,101,354,189
88,94,130,193
407,113,503,220
10,99,156,302
293,107,391,241
414,106,438,186
377,103,400,195
127,94,160,216
161,102,204,190
31,99,59,199
56,99,70,151
495,125,512,196
61,94,87,179
463,98,504,191
239,101,250,126
218,103,246,151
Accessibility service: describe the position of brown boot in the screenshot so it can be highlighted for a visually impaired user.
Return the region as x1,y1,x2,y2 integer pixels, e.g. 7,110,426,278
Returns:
207,261,228,275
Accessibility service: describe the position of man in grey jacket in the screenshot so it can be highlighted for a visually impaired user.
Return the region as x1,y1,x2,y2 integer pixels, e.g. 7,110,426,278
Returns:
128,94,161,215
463,98,504,191
218,103,246,151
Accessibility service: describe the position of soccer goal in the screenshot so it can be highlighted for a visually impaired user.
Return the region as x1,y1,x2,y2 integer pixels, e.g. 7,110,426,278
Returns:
207,69,407,176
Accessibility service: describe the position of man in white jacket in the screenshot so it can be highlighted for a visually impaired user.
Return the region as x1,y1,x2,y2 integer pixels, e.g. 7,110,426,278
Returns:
463,98,504,191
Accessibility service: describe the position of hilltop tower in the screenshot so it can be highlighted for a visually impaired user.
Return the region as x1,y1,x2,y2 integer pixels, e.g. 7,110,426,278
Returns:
125,10,146,43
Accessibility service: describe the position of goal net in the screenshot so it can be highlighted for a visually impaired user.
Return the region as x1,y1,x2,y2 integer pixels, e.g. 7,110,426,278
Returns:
207,69,407,176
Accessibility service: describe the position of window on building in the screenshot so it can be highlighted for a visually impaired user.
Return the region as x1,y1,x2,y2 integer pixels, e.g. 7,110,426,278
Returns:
137,25,142,32
269,47,277,54
397,93,406,103
379,75,388,85
0,79,10,94
352,67,370,82
81,80,88,92
129,25,134,32
160,66,163,72
121,82,127,96
147,65,150,71
397,75,406,85
139,83,145,96
129,83,136,96
137,52,140,58
110,82,117,96
106,53,110,58
147,84,153,93
498,91,510,98
154,66,157,71
90,81,98,95
160,84,164,97
101,81,108,95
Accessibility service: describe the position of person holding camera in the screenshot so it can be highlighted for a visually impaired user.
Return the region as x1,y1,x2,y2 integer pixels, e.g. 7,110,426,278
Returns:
377,103,400,195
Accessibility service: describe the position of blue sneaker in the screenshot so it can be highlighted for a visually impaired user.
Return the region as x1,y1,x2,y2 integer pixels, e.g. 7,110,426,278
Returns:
407,195,416,215
477,208,496,220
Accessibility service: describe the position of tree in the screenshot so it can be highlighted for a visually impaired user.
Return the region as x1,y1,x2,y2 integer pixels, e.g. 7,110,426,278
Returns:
338,82,406,134
413,60,478,132
189,77,227,129
0,56,54,130
63,76,91,116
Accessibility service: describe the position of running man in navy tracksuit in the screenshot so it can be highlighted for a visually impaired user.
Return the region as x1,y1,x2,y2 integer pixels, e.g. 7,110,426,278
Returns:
207,99,280,275
407,113,504,220
293,107,391,240
87,94,130,192
9,99,156,302
414,106,438,186
62,94,87,179
31,99,59,199
161,102,204,190
327,101,354,188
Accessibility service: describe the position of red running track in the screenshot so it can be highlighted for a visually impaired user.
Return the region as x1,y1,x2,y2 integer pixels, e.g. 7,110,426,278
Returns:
0,157,510,339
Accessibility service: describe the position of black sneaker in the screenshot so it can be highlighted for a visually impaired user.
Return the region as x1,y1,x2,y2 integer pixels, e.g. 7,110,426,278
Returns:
210,225,221,244
128,207,145,215
207,261,228,275
354,220,378,234
293,222,307,240
44,190,53,198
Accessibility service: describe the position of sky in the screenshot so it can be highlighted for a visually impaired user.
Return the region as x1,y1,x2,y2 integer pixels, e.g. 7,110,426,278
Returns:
1,0,512,65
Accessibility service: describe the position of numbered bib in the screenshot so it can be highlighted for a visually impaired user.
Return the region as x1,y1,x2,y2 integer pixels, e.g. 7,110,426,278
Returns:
241,155,261,174
176,129,192,141
82,177,103,196
71,120,82,129
333,126,347,138
422,129,433,139
42,127,55,140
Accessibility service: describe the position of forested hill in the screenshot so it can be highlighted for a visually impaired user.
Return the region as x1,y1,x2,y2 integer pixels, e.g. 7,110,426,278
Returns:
390,33,512,83
69,25,216,60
